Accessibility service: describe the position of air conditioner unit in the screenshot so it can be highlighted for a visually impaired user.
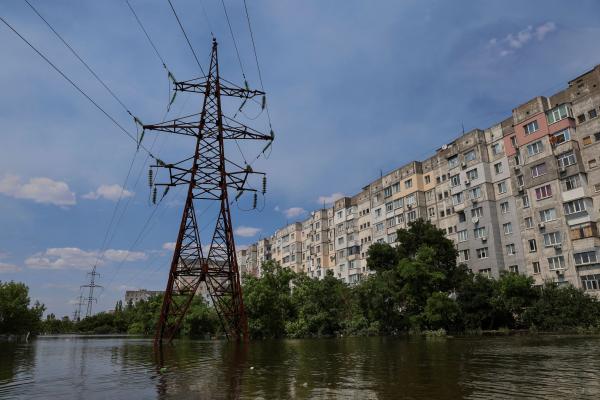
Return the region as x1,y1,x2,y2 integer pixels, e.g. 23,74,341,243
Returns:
513,165,520,172
465,179,471,186
554,244,562,250
471,198,478,204
471,217,479,224
538,222,545,229
407,204,413,209
518,186,524,193
461,162,467,168
481,236,488,242
559,166,567,174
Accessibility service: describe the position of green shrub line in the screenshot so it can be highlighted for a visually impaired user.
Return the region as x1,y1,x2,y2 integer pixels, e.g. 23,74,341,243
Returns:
3,220,600,339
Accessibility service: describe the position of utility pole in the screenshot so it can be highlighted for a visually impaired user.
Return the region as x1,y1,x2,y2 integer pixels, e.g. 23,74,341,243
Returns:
81,266,102,318
144,38,273,346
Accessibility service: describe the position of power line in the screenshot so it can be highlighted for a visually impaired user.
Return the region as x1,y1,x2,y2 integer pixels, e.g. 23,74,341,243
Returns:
0,15,156,157
125,0,169,72
220,0,246,80
242,0,272,129
25,0,134,117
166,0,206,76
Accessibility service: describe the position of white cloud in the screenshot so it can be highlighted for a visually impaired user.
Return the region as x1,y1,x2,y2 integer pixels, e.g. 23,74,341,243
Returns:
25,247,147,270
317,192,344,205
0,174,76,206
0,262,20,273
83,184,134,201
488,22,557,57
162,242,176,251
234,226,261,237
282,207,306,218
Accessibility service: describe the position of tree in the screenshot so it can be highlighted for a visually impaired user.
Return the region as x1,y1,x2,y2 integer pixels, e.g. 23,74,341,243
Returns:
496,273,538,328
366,242,399,273
0,281,45,335
243,261,296,338
423,292,461,331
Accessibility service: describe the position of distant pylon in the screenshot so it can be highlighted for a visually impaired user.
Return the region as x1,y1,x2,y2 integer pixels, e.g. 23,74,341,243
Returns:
72,292,85,321
81,266,102,318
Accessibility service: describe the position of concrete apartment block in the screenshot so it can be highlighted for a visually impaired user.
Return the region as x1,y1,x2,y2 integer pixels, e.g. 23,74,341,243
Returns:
240,65,600,293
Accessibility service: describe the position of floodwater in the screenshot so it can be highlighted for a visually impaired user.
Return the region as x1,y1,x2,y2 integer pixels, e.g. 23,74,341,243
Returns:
1,335,600,399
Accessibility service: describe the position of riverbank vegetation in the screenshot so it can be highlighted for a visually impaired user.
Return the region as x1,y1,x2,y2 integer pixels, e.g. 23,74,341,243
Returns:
3,220,600,338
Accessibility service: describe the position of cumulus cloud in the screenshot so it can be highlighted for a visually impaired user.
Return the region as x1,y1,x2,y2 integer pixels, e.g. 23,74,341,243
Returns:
282,207,306,218
83,184,134,201
488,22,557,57
162,242,176,251
25,247,147,270
0,174,76,206
234,226,261,237
0,262,20,273
317,192,344,205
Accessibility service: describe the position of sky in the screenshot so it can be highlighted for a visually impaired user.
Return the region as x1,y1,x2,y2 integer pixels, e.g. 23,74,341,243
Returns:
1,0,600,317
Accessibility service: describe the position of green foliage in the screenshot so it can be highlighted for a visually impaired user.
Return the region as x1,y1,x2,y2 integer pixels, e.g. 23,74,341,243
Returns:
366,242,399,273
0,281,45,335
423,292,461,331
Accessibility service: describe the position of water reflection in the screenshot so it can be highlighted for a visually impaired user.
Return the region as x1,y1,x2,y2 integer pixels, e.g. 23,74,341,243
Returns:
1,335,600,399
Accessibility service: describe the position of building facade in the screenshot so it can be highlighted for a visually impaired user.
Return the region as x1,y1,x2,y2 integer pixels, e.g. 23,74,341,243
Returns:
239,65,600,293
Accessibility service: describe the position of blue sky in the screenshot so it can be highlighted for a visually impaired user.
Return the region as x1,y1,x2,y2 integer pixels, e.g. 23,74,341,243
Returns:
1,0,600,317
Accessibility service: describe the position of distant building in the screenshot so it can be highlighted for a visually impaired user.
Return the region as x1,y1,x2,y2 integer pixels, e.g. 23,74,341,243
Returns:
125,289,163,304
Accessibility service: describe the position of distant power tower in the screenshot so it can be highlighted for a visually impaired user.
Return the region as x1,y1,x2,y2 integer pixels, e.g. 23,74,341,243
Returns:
144,39,272,345
72,292,85,321
81,266,102,318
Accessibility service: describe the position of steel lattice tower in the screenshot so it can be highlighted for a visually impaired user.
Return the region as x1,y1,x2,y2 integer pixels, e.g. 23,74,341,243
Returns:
81,266,101,318
144,39,272,345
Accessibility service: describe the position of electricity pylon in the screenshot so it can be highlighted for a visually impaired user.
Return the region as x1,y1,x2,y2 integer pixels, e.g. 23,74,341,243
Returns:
144,39,272,345
81,266,102,318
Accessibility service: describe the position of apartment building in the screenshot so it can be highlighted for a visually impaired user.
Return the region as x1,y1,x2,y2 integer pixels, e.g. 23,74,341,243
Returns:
239,65,600,293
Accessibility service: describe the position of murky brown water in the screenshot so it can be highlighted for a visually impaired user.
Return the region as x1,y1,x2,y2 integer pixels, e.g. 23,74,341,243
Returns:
1,335,599,399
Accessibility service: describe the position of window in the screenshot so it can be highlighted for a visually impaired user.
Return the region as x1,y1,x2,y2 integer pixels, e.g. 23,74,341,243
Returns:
503,222,513,235
375,222,384,232
535,184,552,200
557,151,576,168
394,198,403,209
574,251,597,266
470,186,481,199
517,175,525,187
564,199,587,215
471,207,483,218
474,227,487,239
450,174,461,187
506,244,516,255
477,248,488,259
533,262,541,274
589,109,598,119
452,192,464,205
596,132,600,142
522,194,530,208
374,208,382,218
514,154,522,165
552,129,570,145
570,222,598,240
494,162,504,174
404,179,413,189
337,211,343,218
448,155,459,168
596,183,600,193
539,208,556,222
497,181,507,194
458,230,468,242
548,256,565,270
527,141,543,156
479,268,492,277
392,182,400,193
524,120,539,134
465,150,476,162
500,202,510,214
563,175,581,191
459,249,470,262
405,193,416,206
543,231,562,247
384,186,393,197
581,274,600,291
577,114,586,124
386,217,396,228
428,207,435,217
510,136,518,148
589,159,598,169
525,217,534,229
547,104,569,124
529,239,537,252
466,168,478,181
426,190,434,201
492,143,502,155
531,163,547,178
509,265,519,273
583,136,592,146
425,175,431,184
386,202,394,213
406,210,417,222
